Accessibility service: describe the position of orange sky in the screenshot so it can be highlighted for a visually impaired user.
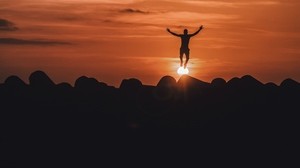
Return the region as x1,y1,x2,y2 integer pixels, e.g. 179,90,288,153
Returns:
1,0,300,86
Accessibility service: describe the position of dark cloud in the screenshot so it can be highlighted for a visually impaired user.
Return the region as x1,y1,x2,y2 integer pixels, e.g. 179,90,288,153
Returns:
119,8,149,14
103,19,113,23
0,19,18,31
0,38,71,45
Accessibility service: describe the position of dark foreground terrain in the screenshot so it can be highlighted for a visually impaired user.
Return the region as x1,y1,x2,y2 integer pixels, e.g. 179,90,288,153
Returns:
1,71,299,167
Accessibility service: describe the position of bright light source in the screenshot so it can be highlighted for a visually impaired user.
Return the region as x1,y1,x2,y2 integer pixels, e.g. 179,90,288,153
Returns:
177,67,189,75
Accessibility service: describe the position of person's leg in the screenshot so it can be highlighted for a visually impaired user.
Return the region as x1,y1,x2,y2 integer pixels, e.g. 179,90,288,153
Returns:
184,49,190,69
180,49,184,67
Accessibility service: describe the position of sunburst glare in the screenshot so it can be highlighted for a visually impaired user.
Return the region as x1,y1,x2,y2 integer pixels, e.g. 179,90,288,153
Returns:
177,67,189,75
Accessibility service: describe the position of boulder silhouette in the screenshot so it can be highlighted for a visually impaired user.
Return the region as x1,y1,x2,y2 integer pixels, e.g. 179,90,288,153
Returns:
3,76,28,97
280,78,300,89
280,78,300,98
56,82,73,91
29,70,55,89
265,82,278,89
264,82,279,97
227,77,240,88
4,75,27,89
227,75,263,91
177,75,210,91
75,76,107,91
177,75,210,100
157,76,177,88
211,78,226,88
119,78,142,92
154,76,177,101
240,75,263,88
1,70,300,167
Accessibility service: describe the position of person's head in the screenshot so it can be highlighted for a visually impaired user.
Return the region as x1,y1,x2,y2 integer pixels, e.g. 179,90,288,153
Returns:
184,29,188,35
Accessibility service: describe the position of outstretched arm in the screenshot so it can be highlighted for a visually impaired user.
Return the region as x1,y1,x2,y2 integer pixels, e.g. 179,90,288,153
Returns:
190,25,204,37
166,28,180,37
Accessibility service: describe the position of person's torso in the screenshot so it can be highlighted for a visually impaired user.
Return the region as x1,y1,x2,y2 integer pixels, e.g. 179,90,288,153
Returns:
180,35,190,49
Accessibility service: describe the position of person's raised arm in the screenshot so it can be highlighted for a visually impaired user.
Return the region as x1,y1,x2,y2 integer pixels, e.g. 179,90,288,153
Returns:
190,25,203,37
166,28,180,37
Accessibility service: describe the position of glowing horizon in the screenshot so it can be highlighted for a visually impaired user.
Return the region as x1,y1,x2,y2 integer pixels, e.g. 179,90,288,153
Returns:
1,0,300,86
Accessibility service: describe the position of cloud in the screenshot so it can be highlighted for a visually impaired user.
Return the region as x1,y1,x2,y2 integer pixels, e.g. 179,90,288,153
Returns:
0,19,18,31
119,8,149,14
167,0,280,7
60,0,141,4
164,0,281,8
0,38,72,45
113,11,239,27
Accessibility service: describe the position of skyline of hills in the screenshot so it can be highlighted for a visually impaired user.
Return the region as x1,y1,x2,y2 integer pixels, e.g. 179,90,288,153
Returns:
2,70,299,88
1,70,299,166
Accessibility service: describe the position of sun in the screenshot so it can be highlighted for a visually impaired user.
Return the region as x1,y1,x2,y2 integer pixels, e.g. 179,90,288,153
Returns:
177,67,189,75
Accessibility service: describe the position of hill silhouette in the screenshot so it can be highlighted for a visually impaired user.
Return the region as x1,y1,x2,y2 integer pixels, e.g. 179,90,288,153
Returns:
0,70,299,166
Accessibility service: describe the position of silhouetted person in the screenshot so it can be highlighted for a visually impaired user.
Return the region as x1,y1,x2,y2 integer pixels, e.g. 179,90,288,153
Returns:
167,26,204,68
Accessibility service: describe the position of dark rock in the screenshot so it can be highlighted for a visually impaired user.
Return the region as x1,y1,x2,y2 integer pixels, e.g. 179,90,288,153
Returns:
4,75,27,89
154,76,177,101
227,75,263,90
265,82,278,88
120,78,142,91
211,78,226,88
75,76,107,91
56,82,73,91
240,75,263,87
177,75,210,90
280,78,300,89
29,70,55,89
227,77,240,88
157,76,176,88
176,75,210,100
